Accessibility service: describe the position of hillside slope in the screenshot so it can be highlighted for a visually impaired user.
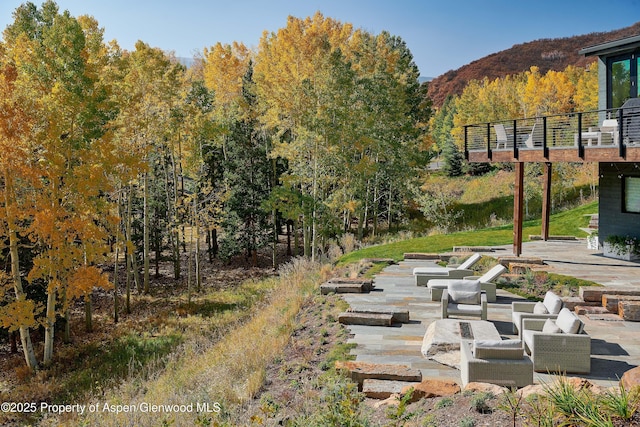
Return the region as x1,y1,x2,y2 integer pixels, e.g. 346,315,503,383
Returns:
427,22,640,107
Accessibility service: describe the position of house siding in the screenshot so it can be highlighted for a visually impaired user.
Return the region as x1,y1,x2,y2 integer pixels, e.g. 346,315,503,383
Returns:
599,162,640,242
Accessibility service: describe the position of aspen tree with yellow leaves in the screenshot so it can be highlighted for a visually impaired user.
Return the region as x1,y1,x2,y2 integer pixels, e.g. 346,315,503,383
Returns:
2,1,118,366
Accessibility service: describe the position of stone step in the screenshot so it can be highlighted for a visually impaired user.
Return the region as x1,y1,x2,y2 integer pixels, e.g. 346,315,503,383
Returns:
562,297,600,311
347,307,410,323
498,256,545,265
453,246,494,252
338,312,394,326
574,305,612,315
320,282,367,295
362,379,418,399
508,262,548,274
326,277,374,292
619,301,640,321
603,295,640,314
580,286,640,303
529,235,577,241
403,252,441,260
335,361,422,389
361,258,395,264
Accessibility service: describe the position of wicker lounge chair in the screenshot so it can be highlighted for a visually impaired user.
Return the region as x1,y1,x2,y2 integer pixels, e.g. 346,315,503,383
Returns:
521,308,591,374
460,340,533,388
413,253,482,286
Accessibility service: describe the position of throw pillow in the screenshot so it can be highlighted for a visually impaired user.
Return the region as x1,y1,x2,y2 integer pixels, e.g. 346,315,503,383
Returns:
542,318,562,334
533,301,549,314
448,280,481,304
555,307,582,334
542,291,563,314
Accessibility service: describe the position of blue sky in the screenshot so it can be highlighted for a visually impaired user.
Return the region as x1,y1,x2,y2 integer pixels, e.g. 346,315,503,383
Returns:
1,0,639,77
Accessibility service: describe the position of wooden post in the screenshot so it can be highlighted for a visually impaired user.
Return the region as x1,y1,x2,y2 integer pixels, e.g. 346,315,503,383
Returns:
513,162,524,256
541,162,552,241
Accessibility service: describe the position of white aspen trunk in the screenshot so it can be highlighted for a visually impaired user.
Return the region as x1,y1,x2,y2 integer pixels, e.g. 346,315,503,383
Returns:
43,287,56,365
4,173,38,370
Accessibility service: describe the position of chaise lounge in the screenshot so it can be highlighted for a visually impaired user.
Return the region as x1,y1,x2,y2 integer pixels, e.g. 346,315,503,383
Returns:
413,253,482,286
427,264,507,302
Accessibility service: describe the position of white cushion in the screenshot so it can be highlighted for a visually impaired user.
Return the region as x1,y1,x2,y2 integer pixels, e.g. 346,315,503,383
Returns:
448,280,480,304
473,339,523,360
413,267,450,275
533,301,549,314
542,291,563,314
427,281,449,290
542,318,562,334
555,308,582,334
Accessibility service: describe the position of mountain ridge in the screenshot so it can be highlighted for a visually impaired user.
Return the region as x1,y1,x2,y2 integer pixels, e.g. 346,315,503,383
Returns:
427,22,640,108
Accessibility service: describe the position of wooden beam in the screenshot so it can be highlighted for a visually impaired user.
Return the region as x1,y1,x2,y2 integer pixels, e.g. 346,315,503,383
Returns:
513,163,524,256
541,162,552,241
467,146,640,164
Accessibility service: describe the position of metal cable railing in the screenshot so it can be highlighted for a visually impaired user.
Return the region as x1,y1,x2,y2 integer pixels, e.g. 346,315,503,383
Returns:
464,104,640,155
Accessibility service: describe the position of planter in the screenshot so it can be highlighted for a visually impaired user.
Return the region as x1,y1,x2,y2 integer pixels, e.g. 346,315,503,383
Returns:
603,241,640,261
587,235,599,250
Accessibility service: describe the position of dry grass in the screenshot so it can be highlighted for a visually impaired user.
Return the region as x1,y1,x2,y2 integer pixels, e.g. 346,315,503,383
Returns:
72,257,326,427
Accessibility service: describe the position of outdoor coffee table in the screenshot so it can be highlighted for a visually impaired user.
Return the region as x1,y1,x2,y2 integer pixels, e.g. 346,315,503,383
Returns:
421,319,501,368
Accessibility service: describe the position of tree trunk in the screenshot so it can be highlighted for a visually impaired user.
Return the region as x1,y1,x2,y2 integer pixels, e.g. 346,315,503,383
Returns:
143,172,150,294
194,197,201,292
113,240,119,324
4,173,38,370
10,331,17,354
43,286,56,365
387,187,393,232
125,244,131,314
85,294,93,332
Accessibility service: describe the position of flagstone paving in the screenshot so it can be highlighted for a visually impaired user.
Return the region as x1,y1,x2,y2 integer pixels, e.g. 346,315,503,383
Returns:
341,239,640,388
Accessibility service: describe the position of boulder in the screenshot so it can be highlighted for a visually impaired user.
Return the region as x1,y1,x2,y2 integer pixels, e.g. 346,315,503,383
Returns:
363,379,418,399
401,379,460,402
464,382,507,396
620,366,640,390
517,384,546,399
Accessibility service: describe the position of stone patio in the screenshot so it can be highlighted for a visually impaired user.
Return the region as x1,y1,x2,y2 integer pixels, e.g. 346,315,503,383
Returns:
341,239,640,388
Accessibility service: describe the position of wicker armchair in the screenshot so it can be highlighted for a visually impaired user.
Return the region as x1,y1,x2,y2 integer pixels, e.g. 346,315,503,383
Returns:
460,340,533,388
441,280,487,320
521,309,591,374
512,291,564,336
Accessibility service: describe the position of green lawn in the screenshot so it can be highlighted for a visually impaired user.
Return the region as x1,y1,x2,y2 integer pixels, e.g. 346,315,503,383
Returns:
339,200,597,265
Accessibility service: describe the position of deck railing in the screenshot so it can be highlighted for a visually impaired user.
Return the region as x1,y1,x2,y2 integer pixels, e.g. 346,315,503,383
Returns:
464,105,640,158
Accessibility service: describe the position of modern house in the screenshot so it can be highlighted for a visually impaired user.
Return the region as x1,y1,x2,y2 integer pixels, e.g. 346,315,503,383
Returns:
463,34,640,258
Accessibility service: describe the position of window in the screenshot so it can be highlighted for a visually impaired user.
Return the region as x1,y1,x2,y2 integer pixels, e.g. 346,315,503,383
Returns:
608,53,638,109
623,176,640,213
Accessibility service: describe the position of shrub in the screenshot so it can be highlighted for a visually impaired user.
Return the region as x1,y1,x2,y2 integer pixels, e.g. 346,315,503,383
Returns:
600,383,640,421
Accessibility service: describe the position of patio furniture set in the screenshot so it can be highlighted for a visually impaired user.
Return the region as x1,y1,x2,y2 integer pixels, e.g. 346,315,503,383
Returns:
415,258,591,388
